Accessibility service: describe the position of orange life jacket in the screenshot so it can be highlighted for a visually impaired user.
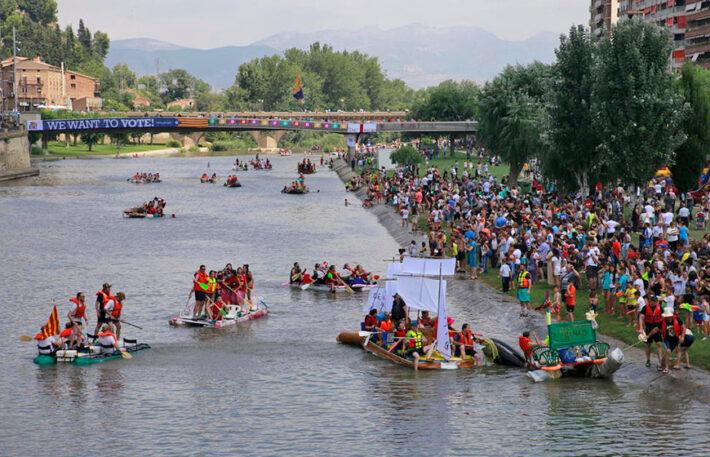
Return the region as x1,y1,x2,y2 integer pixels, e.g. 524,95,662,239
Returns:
69,296,86,319
662,316,682,339
379,319,393,332
111,300,122,318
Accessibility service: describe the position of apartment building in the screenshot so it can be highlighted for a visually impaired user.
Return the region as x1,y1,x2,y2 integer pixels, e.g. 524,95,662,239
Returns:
0,56,101,111
591,0,620,36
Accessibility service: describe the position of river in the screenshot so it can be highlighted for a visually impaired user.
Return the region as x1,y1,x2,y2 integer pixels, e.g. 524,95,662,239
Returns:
1,155,708,456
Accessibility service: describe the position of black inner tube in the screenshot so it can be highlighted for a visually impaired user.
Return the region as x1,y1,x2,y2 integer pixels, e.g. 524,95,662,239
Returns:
490,338,527,368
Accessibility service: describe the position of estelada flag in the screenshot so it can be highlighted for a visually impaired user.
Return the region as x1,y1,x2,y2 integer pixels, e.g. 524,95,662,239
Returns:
292,74,304,101
41,305,60,338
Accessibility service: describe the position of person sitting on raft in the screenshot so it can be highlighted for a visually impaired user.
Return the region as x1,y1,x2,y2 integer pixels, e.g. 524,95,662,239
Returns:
210,173,217,182
34,330,62,355
201,173,209,182
97,323,120,354
405,322,428,370
324,265,345,290
455,323,476,360
352,264,372,283
208,296,228,321
378,312,394,344
364,309,379,332
518,331,545,360
419,310,433,328
290,262,303,284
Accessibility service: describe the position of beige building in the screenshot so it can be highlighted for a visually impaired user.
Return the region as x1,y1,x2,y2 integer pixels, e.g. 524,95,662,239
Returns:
590,0,620,37
0,56,101,112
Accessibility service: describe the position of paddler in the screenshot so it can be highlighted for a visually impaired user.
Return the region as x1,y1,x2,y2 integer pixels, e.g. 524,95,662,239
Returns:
193,265,209,320
67,292,87,348
405,322,428,370
97,323,120,354
290,262,303,284
325,265,345,292
94,283,114,335
456,323,476,360
34,329,62,355
243,264,254,304
105,292,126,340
207,270,218,303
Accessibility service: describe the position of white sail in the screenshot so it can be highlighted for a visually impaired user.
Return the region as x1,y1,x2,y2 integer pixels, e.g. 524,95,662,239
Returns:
395,276,445,313
400,257,456,276
363,286,390,313
435,277,451,360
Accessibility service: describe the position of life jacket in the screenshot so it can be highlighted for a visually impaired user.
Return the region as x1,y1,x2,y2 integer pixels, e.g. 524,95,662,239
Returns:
460,331,474,347
207,277,217,294
408,331,423,349
518,271,530,289
96,290,114,317
36,335,55,354
662,316,682,339
194,271,209,292
325,271,337,284
518,336,533,357
97,331,118,353
60,328,72,338
644,304,662,325
379,319,393,332
111,300,122,318
69,296,86,319
301,273,313,284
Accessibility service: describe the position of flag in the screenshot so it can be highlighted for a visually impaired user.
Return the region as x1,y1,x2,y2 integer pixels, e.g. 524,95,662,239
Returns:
435,280,451,360
292,74,304,102
41,305,60,338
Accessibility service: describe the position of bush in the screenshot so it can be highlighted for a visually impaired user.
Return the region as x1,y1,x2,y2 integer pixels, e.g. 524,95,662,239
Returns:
31,146,43,155
187,145,200,153
166,139,182,148
391,145,423,168
210,141,231,152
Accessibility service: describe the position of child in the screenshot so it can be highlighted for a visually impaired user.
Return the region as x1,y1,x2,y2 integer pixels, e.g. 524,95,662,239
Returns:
565,281,576,322
588,290,599,313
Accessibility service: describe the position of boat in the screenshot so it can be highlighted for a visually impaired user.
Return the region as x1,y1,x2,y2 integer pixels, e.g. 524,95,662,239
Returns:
297,164,316,174
169,299,268,329
524,319,624,382
224,182,242,188
128,179,161,184
337,257,513,371
282,187,309,194
288,282,375,293
33,338,150,366
279,149,292,156
123,210,163,218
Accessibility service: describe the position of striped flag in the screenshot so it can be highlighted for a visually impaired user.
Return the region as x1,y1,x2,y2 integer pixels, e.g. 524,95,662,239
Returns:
41,305,60,338
292,74,304,102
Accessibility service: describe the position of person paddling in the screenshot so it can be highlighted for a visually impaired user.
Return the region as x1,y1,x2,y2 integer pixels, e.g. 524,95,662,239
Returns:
105,292,126,340
193,265,209,319
97,323,120,355
67,292,87,348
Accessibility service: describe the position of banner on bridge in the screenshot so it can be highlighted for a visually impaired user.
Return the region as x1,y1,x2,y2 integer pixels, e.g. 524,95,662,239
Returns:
26,117,179,132
346,122,377,134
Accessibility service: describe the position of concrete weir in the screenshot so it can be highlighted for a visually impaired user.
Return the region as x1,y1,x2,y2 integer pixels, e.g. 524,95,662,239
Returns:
331,158,710,393
0,130,38,182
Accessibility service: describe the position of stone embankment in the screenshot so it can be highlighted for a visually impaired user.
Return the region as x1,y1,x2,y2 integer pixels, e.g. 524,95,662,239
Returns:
0,130,39,182
331,158,710,393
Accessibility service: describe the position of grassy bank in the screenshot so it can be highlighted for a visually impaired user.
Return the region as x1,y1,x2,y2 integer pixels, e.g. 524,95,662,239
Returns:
47,141,168,156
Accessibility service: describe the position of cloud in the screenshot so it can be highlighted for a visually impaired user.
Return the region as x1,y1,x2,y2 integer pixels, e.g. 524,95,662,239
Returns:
56,0,589,48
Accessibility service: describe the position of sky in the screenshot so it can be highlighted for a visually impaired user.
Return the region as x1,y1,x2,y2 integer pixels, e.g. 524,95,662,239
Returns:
57,0,590,49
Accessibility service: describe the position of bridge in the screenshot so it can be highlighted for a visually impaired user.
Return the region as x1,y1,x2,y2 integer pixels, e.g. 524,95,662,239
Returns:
26,112,478,152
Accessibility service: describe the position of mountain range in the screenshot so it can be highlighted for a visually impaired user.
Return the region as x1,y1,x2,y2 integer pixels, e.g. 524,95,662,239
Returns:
107,25,560,90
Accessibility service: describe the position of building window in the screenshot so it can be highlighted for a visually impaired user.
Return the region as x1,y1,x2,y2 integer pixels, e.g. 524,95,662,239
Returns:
36,77,41,83
70,74,76,80
71,83,76,89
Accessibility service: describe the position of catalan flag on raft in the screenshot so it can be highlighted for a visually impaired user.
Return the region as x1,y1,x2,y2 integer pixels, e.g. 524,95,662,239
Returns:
292,73,304,102
40,305,60,339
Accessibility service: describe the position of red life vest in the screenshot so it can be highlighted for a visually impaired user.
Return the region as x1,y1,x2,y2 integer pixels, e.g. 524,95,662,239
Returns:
662,316,682,339
60,328,72,338
644,304,662,325
460,331,474,347
69,296,86,319
194,271,209,292
111,300,122,318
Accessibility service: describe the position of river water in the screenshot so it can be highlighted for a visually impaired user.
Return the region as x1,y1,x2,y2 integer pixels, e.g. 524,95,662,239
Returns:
1,155,708,457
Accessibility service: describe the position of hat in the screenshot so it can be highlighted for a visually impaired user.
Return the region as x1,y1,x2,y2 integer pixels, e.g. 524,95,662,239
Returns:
662,308,675,318
447,316,455,325
588,230,597,238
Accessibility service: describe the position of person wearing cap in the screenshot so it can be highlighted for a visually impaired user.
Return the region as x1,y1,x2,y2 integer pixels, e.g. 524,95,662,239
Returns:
391,293,407,325
105,292,126,340
94,283,114,335
661,308,686,373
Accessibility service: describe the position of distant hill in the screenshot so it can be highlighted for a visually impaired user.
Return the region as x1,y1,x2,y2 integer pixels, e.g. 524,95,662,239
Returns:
107,25,560,90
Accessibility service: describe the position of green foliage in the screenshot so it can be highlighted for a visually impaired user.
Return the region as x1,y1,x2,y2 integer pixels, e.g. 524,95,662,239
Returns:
227,42,412,111
281,131,345,150
671,63,710,193
80,132,104,151
592,19,686,187
390,145,423,168
166,139,182,148
479,63,551,186
543,25,600,193
410,80,479,121
30,145,43,155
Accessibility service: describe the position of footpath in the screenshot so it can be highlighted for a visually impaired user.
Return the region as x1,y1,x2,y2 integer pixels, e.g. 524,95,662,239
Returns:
331,158,710,395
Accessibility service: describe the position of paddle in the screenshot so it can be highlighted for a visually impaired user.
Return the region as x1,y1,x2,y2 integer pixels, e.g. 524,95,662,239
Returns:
119,319,143,330
300,282,312,290
338,276,354,294
19,335,33,342
120,349,132,360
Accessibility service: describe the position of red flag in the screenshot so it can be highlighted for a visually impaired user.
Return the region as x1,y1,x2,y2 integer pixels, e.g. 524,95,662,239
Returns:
41,305,60,338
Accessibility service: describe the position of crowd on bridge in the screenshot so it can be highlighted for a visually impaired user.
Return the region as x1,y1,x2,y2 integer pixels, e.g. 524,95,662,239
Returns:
348,149,710,372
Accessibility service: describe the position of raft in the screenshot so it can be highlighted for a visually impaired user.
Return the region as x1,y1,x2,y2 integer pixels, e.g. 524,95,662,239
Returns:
363,337,474,370
123,211,163,219
223,182,242,188
33,340,150,366
169,301,268,329
282,188,309,195
290,282,374,292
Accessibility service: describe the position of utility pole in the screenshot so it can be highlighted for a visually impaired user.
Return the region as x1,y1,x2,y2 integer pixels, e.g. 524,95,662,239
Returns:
12,26,18,112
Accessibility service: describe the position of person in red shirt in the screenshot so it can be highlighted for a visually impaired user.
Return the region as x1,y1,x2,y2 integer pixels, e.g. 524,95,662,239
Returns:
457,323,476,360
364,309,378,332
518,331,544,360
565,282,576,321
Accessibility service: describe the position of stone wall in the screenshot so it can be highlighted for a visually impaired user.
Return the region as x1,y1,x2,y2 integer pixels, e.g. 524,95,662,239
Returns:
0,130,31,173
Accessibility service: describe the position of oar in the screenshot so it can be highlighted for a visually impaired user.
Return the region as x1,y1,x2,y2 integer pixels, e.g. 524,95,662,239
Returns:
19,335,33,342
338,276,354,294
183,289,194,315
120,349,133,360
119,319,143,330
300,282,312,290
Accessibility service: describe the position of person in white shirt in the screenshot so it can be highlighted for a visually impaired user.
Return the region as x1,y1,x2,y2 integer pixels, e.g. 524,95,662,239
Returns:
35,334,60,355
499,260,512,292
400,207,409,228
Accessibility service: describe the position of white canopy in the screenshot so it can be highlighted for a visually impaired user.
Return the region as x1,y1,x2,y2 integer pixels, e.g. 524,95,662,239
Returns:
395,276,446,313
400,257,456,276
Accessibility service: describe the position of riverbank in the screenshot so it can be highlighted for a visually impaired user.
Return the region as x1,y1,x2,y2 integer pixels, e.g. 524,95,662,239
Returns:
331,158,710,393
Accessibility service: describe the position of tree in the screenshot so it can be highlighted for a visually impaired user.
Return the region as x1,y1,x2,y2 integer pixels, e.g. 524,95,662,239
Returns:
77,19,92,51
479,63,551,187
390,145,423,170
80,132,104,151
410,80,479,121
592,19,686,187
543,25,599,194
92,31,110,59
671,64,710,193
17,0,56,24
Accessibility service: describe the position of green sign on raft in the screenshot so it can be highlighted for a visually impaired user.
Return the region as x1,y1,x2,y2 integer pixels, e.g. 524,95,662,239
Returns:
548,321,596,350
